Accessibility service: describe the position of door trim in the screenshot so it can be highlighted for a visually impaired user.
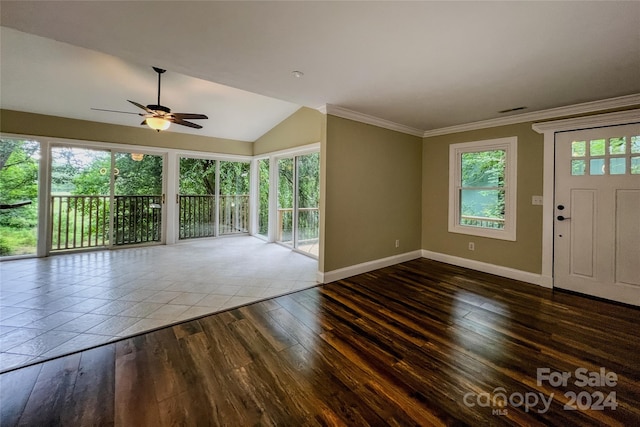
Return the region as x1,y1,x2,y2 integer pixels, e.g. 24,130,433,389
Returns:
532,108,640,288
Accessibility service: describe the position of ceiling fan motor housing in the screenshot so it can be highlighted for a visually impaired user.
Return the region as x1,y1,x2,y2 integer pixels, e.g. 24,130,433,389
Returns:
147,104,170,114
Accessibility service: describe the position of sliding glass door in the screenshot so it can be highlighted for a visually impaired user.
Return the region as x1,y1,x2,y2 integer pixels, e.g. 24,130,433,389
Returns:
50,146,111,251
50,146,164,252
178,158,250,239
276,158,294,246
178,157,216,239
296,153,320,256
219,161,250,235
276,152,319,257
113,152,164,245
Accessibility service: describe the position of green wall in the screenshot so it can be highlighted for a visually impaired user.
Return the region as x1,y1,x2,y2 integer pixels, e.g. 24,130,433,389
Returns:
323,115,422,272
422,122,544,273
0,109,252,155
253,107,324,155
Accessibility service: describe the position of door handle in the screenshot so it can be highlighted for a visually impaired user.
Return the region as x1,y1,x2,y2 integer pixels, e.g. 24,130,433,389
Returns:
557,215,571,221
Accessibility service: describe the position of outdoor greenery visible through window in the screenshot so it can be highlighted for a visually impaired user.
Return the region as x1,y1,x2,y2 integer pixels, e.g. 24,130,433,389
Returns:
257,158,269,237
461,150,505,228
449,137,517,241
0,139,39,256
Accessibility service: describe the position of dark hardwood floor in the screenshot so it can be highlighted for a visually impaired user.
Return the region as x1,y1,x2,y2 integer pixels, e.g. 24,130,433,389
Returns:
1,259,639,426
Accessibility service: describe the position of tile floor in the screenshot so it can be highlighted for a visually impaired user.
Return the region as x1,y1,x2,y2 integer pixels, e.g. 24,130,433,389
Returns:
0,236,318,372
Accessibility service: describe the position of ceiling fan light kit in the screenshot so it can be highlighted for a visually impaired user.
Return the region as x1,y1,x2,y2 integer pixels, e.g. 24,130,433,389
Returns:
94,66,208,132
146,116,171,131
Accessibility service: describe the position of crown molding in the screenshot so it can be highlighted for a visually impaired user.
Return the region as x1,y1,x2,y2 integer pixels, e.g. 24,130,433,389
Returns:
531,108,640,133
317,94,640,140
423,93,640,138
323,104,424,137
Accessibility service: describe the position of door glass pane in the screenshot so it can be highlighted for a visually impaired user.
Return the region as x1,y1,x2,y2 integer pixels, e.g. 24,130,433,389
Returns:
257,158,269,238
50,147,111,251
219,161,250,235
609,158,626,175
609,137,626,155
179,157,216,239
571,159,586,176
590,158,605,175
277,158,294,246
0,138,40,257
113,152,163,245
631,157,640,174
571,141,586,157
589,139,606,156
296,153,320,256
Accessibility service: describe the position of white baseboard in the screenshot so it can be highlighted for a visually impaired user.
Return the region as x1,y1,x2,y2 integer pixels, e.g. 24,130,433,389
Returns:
421,250,553,288
317,250,423,283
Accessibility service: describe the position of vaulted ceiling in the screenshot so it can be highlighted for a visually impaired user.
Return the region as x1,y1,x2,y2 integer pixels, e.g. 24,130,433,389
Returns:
2,1,639,140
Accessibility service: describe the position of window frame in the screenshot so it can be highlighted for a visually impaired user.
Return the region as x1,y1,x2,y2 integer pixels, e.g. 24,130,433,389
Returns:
448,136,517,241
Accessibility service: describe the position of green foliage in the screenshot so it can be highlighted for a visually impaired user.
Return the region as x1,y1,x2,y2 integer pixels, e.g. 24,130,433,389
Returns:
179,158,250,196
220,161,250,195
0,226,38,255
461,150,504,187
0,139,39,255
113,154,163,195
180,158,216,195
258,159,269,235
276,153,320,242
460,149,505,220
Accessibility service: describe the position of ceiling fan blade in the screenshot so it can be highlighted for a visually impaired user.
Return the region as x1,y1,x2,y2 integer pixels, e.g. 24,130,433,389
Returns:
168,117,203,129
128,100,154,114
172,113,208,120
91,107,141,115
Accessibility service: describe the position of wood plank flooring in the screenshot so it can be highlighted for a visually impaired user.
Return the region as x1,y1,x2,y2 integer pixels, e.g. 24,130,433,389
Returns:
1,259,638,426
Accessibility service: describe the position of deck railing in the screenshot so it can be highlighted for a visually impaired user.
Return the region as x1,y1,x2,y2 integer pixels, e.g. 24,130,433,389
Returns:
51,195,162,251
219,195,249,235
51,194,250,250
277,207,320,246
51,195,110,250
179,195,216,239
179,194,249,239
113,195,162,245
460,215,505,229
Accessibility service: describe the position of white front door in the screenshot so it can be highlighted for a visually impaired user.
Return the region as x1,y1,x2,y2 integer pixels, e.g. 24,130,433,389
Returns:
554,123,640,305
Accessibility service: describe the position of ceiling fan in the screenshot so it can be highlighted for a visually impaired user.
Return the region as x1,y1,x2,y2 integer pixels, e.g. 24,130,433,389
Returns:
92,66,208,132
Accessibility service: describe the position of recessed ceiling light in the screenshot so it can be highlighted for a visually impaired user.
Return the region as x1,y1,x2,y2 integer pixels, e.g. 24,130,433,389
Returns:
291,70,304,78
498,106,527,114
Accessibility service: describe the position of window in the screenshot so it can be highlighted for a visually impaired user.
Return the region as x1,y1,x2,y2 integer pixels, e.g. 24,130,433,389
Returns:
448,137,517,241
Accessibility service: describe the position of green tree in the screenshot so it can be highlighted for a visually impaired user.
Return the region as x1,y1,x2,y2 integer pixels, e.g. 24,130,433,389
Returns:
0,139,40,255
460,149,505,221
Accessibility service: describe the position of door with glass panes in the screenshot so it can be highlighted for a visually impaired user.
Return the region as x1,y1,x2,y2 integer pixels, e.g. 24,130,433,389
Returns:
276,152,319,257
554,123,640,305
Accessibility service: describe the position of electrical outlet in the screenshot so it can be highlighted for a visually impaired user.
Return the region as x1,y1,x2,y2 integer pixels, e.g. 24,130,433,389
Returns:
468,242,475,251
532,195,543,206
395,239,400,248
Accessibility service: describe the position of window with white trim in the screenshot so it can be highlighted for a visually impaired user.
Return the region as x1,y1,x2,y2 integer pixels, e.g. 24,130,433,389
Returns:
448,137,517,241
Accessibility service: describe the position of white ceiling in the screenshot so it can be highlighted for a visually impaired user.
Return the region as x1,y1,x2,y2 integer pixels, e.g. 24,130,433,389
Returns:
1,1,639,139
0,27,300,141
